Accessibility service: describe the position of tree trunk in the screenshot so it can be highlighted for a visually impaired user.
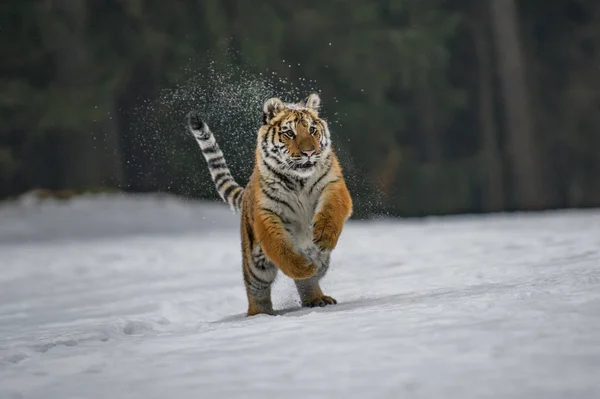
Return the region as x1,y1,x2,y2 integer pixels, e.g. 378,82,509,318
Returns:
489,0,546,210
472,3,504,212
419,88,442,165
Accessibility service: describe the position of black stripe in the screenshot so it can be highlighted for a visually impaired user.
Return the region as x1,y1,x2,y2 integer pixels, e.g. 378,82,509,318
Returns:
264,151,288,170
260,186,295,213
260,142,281,163
297,176,306,189
260,207,290,224
202,144,219,154
259,133,297,175
244,214,254,248
320,178,340,193
245,270,271,293
261,178,296,204
193,133,211,142
252,252,267,264
222,184,239,201
267,127,276,146
207,156,225,169
231,187,243,206
268,128,281,156
254,257,273,272
254,261,267,271
308,163,333,194
248,266,271,287
287,169,306,185
261,141,274,160
253,256,268,266
208,162,228,170
212,171,229,185
242,269,253,289
262,161,296,191
261,136,282,164
248,284,267,295
294,176,306,187
258,129,272,156
261,139,268,155
216,176,233,191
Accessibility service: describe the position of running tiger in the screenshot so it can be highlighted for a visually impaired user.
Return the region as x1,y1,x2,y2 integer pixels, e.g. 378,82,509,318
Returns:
186,93,352,316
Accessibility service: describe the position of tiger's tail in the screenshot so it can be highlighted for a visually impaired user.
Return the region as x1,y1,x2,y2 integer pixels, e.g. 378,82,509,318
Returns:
186,111,244,212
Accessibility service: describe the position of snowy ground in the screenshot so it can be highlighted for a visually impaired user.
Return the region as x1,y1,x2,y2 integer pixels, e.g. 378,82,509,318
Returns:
1,193,600,399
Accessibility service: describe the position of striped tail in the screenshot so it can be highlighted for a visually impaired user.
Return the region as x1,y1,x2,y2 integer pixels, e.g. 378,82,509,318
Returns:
186,111,244,212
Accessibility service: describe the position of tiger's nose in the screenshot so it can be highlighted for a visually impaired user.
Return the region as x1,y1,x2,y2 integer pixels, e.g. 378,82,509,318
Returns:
302,150,315,157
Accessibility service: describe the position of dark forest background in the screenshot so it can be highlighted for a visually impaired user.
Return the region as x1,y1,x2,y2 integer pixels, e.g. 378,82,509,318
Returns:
2,0,600,218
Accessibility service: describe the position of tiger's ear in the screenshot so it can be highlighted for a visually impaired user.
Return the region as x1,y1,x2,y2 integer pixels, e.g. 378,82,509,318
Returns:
262,97,285,124
305,93,321,112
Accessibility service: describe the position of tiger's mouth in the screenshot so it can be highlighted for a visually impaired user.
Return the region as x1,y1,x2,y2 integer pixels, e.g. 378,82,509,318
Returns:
288,158,317,170
296,161,316,169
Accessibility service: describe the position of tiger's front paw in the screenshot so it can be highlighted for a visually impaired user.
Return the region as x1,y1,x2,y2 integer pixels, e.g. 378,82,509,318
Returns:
312,219,340,251
302,295,337,308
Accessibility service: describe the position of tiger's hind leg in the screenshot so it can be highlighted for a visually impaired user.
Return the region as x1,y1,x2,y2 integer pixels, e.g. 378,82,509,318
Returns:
294,251,337,308
244,247,278,316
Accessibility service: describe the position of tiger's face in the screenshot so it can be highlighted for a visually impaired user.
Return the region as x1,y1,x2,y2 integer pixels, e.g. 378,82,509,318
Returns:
259,93,331,178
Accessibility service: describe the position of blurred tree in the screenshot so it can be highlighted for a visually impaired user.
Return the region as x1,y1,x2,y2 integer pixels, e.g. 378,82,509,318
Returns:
520,0,600,208
47,0,123,189
1,0,599,218
490,0,546,210
469,1,505,212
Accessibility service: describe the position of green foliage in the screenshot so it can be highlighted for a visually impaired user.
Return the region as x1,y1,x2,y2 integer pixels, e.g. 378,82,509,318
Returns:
2,0,600,215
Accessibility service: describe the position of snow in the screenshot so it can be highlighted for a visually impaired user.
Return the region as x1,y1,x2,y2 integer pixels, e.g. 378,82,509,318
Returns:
1,193,600,398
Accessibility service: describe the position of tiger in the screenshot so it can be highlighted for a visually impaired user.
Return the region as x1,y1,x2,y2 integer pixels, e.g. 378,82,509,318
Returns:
186,93,353,316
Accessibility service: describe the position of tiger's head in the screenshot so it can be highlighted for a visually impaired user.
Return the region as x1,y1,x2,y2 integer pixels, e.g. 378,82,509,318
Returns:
258,93,331,178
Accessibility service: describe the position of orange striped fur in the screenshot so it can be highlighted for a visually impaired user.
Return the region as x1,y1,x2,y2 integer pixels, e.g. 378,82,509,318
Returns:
187,93,352,316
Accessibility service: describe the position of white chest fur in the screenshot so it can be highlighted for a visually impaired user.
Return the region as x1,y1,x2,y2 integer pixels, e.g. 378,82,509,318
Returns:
260,160,336,261
282,186,320,250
